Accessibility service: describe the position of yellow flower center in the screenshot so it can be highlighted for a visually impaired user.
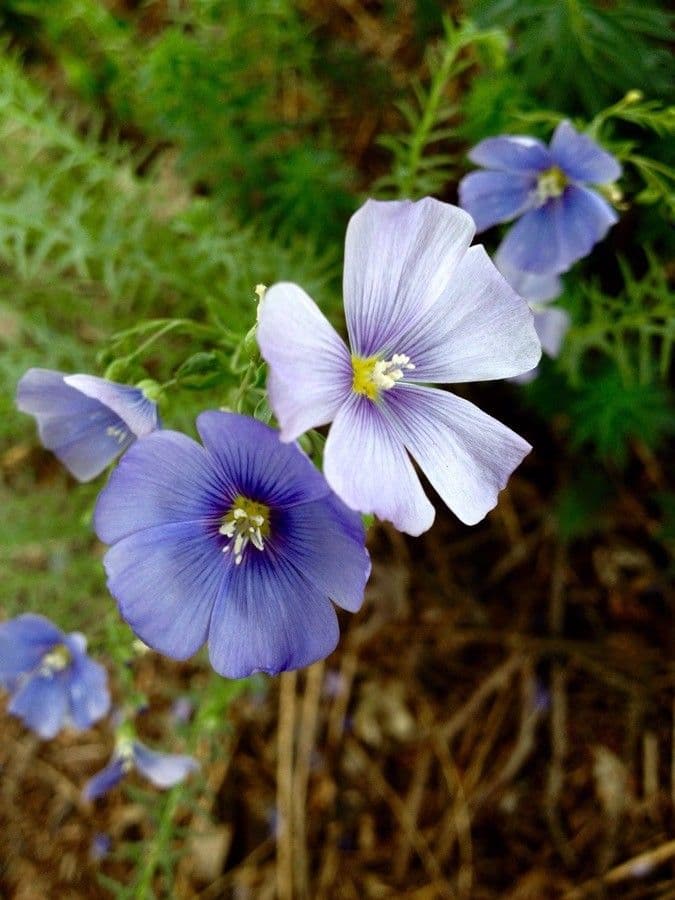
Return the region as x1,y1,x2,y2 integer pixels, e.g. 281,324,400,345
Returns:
536,166,567,203
351,353,414,401
219,495,270,565
41,643,71,673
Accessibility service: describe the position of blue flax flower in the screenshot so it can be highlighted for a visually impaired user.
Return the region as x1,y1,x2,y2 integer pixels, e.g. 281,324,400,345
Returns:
0,614,110,739
94,412,370,678
257,197,541,536
16,369,159,481
459,120,621,275
84,736,198,800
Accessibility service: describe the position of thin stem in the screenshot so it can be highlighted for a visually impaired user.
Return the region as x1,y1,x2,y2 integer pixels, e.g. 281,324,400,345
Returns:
277,671,297,900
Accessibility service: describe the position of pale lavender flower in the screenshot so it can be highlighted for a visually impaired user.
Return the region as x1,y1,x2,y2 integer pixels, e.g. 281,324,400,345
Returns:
257,198,541,536
16,369,159,481
459,120,621,275
0,614,110,739
84,737,198,800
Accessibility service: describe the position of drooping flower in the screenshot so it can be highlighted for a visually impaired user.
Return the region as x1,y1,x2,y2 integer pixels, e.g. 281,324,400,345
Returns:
94,412,370,678
257,197,541,536
459,120,622,275
0,613,110,739
16,369,160,482
84,735,198,800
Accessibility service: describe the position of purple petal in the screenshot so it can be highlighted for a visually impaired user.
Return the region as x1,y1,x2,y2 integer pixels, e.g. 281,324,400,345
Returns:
534,307,571,358
94,430,220,544
102,521,222,660
83,757,126,800
324,394,434,536
385,385,532,526
343,198,475,357
496,203,564,275
555,185,618,271
208,551,340,677
458,171,535,232
133,742,198,788
8,673,69,739
401,245,541,384
274,494,370,613
257,283,352,441
549,120,621,184
196,412,331,509
495,247,563,303
0,614,63,685
65,646,111,730
64,375,158,438
468,135,552,172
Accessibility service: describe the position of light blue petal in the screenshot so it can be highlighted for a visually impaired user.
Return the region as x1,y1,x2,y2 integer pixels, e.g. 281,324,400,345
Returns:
458,171,536,232
323,394,434,537
64,374,159,438
8,672,69,739
0,614,63,685
495,247,563,303
133,742,198,788
65,649,111,730
207,549,340,678
83,757,126,800
102,521,221,660
384,385,532,526
555,185,618,270
534,307,571,358
549,120,622,184
496,203,564,275
468,135,552,172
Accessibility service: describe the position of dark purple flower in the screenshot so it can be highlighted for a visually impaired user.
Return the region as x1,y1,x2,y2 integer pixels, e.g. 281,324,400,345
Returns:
94,412,370,677
257,198,540,536
459,120,621,275
0,614,110,739
84,737,198,800
16,369,159,481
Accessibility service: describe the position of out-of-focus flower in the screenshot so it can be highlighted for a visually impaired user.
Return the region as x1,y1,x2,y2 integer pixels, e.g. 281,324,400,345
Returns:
171,696,194,724
257,198,540,536
0,614,110,739
459,120,621,275
94,412,370,678
90,833,112,861
84,736,198,800
16,369,159,481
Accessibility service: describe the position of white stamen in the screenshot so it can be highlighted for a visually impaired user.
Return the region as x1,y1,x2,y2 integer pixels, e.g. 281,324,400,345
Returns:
370,354,415,391
219,499,269,565
40,644,71,674
106,424,129,445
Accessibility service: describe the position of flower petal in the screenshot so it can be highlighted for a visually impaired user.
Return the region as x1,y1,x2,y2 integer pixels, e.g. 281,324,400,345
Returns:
94,430,219,544
83,758,126,800
496,203,564,275
274,494,371,613
458,171,535,231
102,521,223,659
550,120,622,184
196,412,331,509
208,552,340,678
64,375,159,437
8,673,69,739
468,135,552,172
385,385,531,526
257,283,352,441
534,306,571,358
0,614,63,685
65,649,111,730
555,185,618,270
323,394,434,536
343,198,475,357
402,246,542,383
133,742,198,788
495,246,563,303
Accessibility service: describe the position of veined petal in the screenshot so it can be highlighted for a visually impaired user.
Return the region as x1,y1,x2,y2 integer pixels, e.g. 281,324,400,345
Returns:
458,171,535,231
555,185,618,271
197,412,331,509
208,552,340,678
550,120,622,184
343,198,475,357
385,385,531,526
0,614,63,684
133,742,198,788
102,521,223,660
495,246,563,303
8,673,69,739
275,494,370,613
94,430,220,544
534,306,571,358
83,758,126,800
64,375,158,438
257,283,352,441
402,246,541,383
496,203,564,275
468,135,552,172
324,394,434,536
